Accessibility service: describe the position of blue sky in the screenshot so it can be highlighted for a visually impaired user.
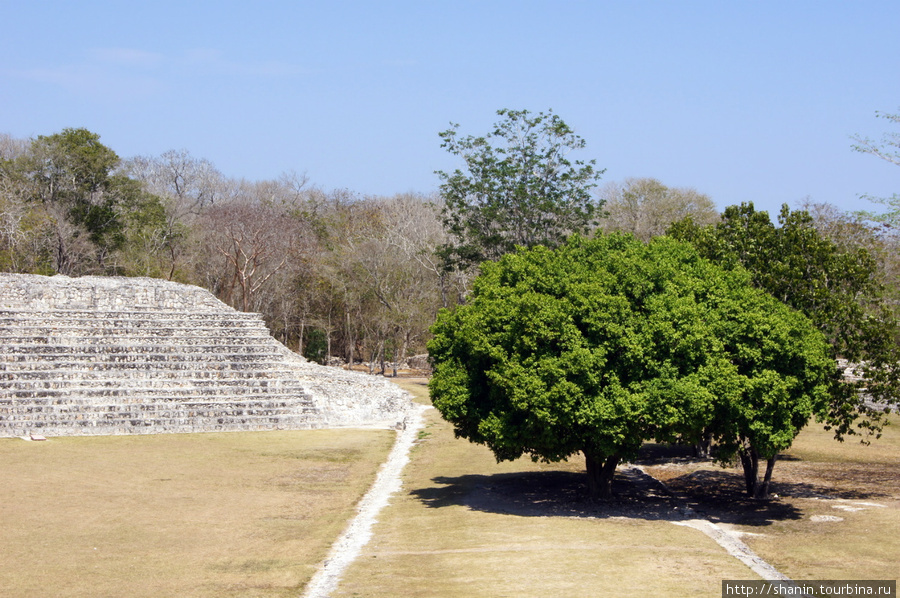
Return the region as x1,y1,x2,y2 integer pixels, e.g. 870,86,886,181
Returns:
2,1,898,216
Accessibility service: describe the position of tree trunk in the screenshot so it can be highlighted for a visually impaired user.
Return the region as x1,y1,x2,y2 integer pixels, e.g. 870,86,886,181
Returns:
738,447,777,499
693,429,713,459
584,451,620,500
757,456,777,500
325,328,332,362
394,333,408,378
739,447,759,497
167,245,177,281
298,321,305,357
345,310,354,370
439,272,449,308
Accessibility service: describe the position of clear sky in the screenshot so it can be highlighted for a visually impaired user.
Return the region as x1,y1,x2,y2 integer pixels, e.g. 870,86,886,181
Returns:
2,1,898,216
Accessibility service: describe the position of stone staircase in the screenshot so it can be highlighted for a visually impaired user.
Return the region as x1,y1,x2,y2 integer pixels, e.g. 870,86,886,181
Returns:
0,274,411,437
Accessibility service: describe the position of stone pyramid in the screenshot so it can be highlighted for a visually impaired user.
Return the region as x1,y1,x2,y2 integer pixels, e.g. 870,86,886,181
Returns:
0,273,411,438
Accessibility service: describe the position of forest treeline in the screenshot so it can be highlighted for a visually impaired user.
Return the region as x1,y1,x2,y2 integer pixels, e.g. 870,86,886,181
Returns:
1,125,897,373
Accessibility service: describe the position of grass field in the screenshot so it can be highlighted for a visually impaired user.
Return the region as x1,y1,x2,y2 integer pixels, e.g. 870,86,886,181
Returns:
2,379,897,597
335,380,898,597
642,414,900,583
0,427,395,597
335,380,754,597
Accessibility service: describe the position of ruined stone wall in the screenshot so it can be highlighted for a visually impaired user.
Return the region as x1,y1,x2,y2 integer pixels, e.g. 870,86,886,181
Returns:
0,274,225,312
0,274,411,438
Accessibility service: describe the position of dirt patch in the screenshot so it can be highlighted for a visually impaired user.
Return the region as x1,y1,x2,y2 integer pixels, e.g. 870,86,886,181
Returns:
637,436,900,528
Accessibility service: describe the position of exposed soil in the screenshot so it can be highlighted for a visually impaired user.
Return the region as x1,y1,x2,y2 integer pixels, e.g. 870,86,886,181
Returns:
640,444,900,525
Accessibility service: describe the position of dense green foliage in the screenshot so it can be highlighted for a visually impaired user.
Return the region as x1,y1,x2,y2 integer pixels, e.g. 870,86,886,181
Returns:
0,128,165,274
428,234,832,498
669,203,900,443
436,109,603,271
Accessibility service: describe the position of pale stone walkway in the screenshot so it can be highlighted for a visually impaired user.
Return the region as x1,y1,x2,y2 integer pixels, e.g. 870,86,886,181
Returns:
302,414,801,597
301,404,430,598
631,465,808,593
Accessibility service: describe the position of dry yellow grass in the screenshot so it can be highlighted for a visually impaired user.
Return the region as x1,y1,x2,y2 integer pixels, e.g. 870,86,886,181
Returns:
334,379,753,597
738,416,900,581
0,428,395,597
3,379,894,597
645,414,900,582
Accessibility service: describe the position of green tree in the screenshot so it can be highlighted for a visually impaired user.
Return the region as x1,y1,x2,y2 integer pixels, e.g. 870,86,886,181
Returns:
428,234,831,499
4,128,162,274
670,203,900,443
436,109,603,271
799,200,900,317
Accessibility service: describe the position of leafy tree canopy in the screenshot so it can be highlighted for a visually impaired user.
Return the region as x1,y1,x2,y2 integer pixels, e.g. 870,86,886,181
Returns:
428,234,832,499
25,128,121,202
436,109,603,271
669,203,900,442
0,128,167,273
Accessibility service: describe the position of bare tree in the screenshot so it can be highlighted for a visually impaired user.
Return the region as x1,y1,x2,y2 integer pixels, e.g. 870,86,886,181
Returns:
124,150,223,219
122,150,227,279
196,177,311,313
0,133,29,162
598,177,719,241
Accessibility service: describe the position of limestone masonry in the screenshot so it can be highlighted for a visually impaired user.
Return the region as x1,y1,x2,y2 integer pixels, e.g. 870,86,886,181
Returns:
0,273,412,437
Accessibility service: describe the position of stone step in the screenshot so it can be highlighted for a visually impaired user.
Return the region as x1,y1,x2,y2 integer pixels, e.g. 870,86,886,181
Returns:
0,360,296,381
0,338,277,351
0,367,303,381
1,343,287,356
0,378,310,393
0,321,269,336
0,313,264,322
0,328,272,340
0,385,313,403
0,317,267,327
0,274,230,312
1,411,319,436
0,334,277,346
0,395,315,421
0,375,306,389
0,352,288,366
0,398,318,415
0,396,315,414
0,367,304,389
0,323,270,337
0,307,264,319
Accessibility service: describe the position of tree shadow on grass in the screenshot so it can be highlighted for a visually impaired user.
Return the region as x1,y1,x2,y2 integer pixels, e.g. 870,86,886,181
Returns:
409,466,804,528
667,467,891,505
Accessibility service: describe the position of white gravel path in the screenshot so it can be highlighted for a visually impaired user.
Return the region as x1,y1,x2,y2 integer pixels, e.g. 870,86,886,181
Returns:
631,465,809,594
671,517,792,580
301,403,431,598
301,415,804,596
